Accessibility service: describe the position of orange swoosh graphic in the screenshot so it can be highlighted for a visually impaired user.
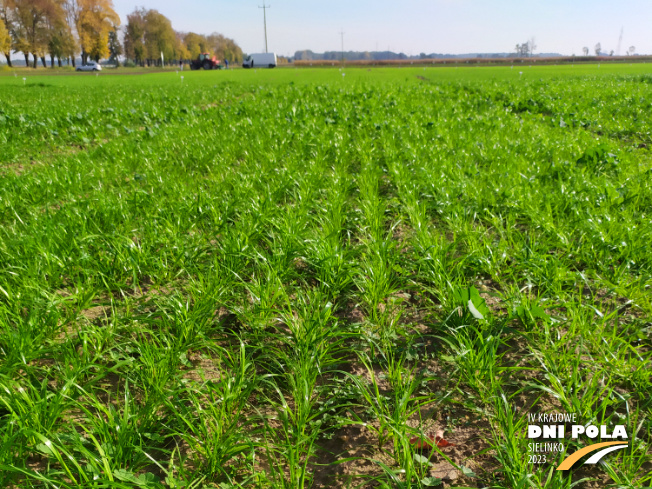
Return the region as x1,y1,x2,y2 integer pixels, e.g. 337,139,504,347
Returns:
556,441,628,470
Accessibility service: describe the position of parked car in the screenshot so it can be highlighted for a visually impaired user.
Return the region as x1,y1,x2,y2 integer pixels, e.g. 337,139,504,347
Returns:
76,61,102,72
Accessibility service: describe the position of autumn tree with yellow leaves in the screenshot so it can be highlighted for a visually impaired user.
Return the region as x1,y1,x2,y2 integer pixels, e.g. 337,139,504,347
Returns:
0,16,11,65
67,0,119,63
3,0,118,67
1,0,14,66
2,0,243,68
11,0,65,67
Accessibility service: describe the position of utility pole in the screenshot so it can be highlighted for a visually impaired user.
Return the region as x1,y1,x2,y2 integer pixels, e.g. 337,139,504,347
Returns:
340,29,345,64
259,4,270,53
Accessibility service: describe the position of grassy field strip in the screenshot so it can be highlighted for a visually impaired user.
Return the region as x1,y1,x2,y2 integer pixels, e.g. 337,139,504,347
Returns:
0,66,650,488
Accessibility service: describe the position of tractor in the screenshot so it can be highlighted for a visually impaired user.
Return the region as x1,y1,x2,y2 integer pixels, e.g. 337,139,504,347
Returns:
190,53,222,70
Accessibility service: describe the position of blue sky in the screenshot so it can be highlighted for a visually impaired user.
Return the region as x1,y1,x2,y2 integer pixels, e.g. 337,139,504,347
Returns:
112,0,651,56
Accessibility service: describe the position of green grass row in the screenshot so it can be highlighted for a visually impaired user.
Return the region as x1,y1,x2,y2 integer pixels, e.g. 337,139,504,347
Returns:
0,65,650,488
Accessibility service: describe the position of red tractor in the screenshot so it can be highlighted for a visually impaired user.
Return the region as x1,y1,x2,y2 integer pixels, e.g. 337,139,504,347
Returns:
190,53,222,70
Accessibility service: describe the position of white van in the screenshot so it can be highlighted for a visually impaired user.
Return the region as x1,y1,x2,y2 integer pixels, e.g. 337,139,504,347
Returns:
242,53,277,68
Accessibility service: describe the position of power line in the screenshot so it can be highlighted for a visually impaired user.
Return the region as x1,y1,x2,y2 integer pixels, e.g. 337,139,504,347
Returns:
259,4,270,53
340,29,345,64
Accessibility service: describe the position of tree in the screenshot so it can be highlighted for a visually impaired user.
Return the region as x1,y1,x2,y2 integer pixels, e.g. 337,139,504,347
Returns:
123,7,145,64
0,16,10,64
515,40,535,57
206,31,243,63
0,0,14,66
123,9,243,67
77,0,119,63
528,37,536,57
582,46,589,56
48,22,74,65
594,42,601,56
12,0,65,68
143,9,175,66
45,2,74,67
174,30,189,62
515,43,527,57
107,25,119,63
61,0,80,66
183,31,207,59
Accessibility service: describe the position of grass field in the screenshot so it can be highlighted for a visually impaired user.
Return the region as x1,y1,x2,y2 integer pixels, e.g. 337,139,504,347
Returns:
0,64,651,488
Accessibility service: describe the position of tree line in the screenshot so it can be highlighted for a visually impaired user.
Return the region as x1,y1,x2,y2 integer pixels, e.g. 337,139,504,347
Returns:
0,1,242,68
581,43,636,57
123,8,243,67
515,39,637,58
0,0,119,68
515,38,537,57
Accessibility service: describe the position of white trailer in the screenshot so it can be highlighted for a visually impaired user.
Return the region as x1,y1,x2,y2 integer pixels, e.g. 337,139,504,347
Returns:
242,52,277,68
